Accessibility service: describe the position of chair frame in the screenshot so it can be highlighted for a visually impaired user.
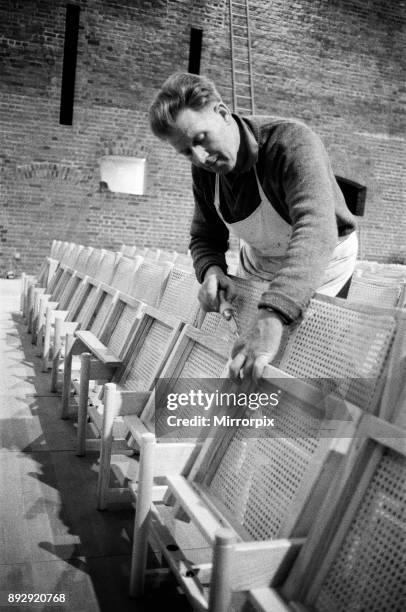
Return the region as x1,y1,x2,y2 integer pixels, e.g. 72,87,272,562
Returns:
248,413,406,611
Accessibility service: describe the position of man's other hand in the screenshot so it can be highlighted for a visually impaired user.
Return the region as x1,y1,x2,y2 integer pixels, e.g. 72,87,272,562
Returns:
199,266,237,312
229,309,284,383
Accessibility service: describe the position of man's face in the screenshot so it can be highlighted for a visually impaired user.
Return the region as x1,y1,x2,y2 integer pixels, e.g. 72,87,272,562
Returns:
165,103,239,174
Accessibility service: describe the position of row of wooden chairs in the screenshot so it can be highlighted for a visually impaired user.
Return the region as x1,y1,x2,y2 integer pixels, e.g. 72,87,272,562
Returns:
20,242,406,611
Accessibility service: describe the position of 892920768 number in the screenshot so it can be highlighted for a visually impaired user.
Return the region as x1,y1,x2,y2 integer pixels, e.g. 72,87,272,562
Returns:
7,594,66,604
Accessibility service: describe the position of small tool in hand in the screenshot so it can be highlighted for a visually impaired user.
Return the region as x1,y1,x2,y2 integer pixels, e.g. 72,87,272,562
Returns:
219,290,239,337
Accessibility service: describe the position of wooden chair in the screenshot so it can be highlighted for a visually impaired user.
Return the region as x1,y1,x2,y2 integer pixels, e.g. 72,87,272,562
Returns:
248,412,406,612
347,275,406,307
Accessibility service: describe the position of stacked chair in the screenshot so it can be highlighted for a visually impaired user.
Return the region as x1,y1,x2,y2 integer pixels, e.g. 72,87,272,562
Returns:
19,244,406,611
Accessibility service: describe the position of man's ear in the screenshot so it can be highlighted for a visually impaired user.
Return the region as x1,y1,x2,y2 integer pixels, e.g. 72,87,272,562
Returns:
215,102,232,123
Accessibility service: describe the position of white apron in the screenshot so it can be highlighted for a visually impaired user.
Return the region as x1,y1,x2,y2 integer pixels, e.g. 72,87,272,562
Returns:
214,168,358,296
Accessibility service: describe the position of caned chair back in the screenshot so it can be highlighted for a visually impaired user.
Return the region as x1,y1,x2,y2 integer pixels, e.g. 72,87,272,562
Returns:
113,308,183,393
101,294,144,358
73,246,93,275
347,275,405,307
68,279,99,325
191,372,358,543
48,244,85,297
173,252,193,267
278,295,401,415
120,244,137,258
60,242,77,266
50,240,62,259
129,259,173,307
144,326,231,434
86,289,117,338
157,266,201,324
110,255,143,295
156,249,178,263
279,414,406,612
94,251,120,285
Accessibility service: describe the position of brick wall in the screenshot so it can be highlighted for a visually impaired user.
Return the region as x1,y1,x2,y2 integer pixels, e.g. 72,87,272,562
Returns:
0,0,404,275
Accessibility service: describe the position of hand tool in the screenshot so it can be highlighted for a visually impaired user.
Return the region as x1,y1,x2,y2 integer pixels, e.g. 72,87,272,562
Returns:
219,289,239,337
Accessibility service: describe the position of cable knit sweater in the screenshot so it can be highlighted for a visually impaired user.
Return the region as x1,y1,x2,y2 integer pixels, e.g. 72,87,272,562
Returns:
189,114,357,322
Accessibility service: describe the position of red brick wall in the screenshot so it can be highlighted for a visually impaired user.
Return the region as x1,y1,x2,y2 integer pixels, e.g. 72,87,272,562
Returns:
0,0,404,275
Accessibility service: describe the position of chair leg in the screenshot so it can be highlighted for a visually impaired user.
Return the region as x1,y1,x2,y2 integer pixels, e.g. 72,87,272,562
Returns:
27,307,33,334
26,285,35,329
76,352,92,455
36,298,47,350
96,383,120,509
31,316,38,344
36,325,43,357
42,306,52,368
31,289,43,342
20,273,26,314
129,432,155,597
50,317,64,393
61,335,75,417
208,529,236,612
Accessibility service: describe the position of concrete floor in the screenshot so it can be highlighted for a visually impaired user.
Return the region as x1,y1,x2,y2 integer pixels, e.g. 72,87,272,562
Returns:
0,279,190,612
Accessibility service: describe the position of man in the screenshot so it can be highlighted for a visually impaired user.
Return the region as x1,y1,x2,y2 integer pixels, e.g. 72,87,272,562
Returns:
149,72,358,382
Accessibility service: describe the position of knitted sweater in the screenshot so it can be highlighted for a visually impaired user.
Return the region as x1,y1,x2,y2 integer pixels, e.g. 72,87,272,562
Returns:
189,114,357,322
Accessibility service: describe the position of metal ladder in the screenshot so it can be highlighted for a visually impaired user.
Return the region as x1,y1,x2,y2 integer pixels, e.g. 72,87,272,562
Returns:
229,0,255,115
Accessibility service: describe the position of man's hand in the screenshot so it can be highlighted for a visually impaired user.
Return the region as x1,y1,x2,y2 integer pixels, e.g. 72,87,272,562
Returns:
229,309,284,383
198,266,237,312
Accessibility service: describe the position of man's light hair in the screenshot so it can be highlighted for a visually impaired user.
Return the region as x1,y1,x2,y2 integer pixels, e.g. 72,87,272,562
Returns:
149,72,223,139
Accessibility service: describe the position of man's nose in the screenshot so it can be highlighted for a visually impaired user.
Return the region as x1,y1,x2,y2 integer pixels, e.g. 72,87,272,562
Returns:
190,145,208,166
